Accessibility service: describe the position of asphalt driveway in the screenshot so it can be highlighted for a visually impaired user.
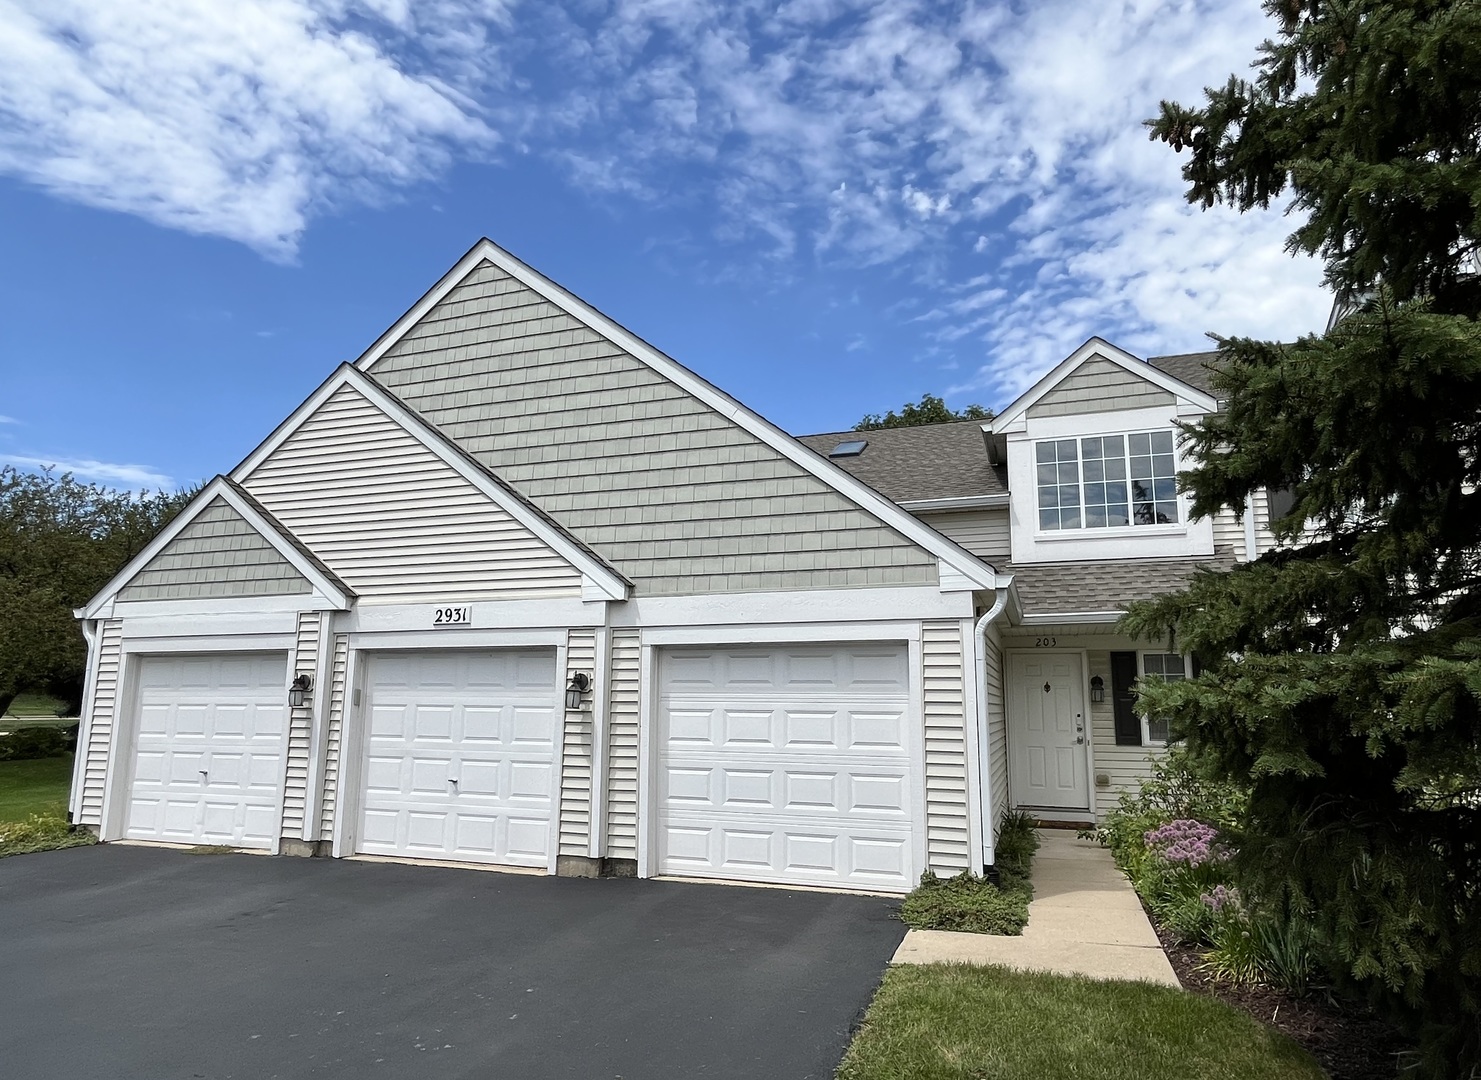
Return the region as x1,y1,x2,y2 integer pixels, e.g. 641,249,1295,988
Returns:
0,845,905,1080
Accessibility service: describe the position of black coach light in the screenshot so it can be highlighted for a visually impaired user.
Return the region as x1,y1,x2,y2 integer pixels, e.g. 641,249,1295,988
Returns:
1089,675,1105,704
289,673,313,708
565,672,592,711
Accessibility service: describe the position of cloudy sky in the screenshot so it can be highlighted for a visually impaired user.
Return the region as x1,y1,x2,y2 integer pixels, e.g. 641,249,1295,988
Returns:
0,0,1325,490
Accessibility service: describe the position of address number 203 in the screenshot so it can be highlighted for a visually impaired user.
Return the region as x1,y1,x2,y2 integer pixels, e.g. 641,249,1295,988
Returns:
1033,636,1058,648
433,606,471,626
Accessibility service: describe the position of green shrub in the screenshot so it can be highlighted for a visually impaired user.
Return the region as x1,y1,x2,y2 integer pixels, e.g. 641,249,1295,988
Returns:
900,811,1039,936
1203,909,1322,999
0,813,96,857
900,869,1033,935
0,724,76,761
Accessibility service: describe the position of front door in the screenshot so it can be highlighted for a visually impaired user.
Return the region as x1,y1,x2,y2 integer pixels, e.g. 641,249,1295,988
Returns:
1007,652,1089,811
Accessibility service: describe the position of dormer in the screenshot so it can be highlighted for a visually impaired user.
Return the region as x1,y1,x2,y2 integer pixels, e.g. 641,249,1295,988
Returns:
988,338,1219,565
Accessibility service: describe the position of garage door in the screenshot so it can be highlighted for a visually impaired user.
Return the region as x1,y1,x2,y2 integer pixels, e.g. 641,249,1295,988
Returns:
358,650,558,867
657,643,916,892
125,653,288,849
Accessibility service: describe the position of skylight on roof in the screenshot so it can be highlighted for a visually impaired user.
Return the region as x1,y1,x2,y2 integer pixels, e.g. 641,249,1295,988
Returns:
829,439,867,457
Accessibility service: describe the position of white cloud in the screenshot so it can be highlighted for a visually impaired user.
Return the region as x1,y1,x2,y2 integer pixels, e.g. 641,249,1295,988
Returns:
0,415,17,424
0,0,511,259
3,453,174,489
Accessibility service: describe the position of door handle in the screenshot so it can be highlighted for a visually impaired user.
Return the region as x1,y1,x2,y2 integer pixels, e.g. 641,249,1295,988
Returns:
1076,736,1085,744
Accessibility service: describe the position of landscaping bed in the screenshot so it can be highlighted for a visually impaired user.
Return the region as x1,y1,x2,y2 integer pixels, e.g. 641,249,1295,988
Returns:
898,811,1037,935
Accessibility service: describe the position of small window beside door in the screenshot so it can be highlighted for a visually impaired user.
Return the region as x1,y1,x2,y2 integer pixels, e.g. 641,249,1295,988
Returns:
1109,650,1188,746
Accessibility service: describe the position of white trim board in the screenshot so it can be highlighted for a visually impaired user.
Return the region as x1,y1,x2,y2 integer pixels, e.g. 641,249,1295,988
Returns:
989,337,1218,433
229,363,631,604
352,238,1006,594
82,477,355,620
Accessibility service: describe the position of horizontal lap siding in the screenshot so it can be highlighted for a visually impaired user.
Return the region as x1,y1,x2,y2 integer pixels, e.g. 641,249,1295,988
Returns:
119,497,311,601
559,629,597,857
368,261,939,595
317,635,349,841
280,612,320,838
1027,357,1175,417
78,619,123,826
923,621,971,874
983,625,1008,843
1212,507,1246,561
915,509,1010,564
241,384,582,601
604,630,640,861
1087,649,1163,819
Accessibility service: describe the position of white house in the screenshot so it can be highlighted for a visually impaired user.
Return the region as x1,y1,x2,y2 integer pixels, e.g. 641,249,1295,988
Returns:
70,239,1273,894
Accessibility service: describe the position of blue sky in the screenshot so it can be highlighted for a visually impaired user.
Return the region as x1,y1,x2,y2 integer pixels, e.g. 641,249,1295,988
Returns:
0,0,1325,492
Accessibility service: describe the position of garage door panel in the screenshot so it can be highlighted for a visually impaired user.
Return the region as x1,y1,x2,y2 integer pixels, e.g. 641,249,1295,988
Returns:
657,643,915,892
125,653,287,850
357,649,557,867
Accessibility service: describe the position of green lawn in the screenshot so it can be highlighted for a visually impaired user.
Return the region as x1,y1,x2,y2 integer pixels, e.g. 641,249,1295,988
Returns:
837,964,1325,1080
3,691,71,718
0,755,75,821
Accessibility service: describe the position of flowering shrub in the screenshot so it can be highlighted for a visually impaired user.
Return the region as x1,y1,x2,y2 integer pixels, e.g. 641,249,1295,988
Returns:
1145,819,1228,866
1201,884,1239,913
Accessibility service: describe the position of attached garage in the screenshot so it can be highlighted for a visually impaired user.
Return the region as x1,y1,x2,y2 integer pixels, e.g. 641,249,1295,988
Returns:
124,653,289,849
357,649,560,867
656,643,918,893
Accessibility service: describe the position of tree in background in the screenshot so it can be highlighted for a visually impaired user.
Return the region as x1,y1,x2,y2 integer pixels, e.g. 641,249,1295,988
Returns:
854,393,993,430
1125,2,1481,1071
0,467,194,717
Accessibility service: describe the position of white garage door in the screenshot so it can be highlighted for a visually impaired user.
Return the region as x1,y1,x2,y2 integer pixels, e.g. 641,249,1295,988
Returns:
657,643,916,892
125,653,288,849
358,650,558,867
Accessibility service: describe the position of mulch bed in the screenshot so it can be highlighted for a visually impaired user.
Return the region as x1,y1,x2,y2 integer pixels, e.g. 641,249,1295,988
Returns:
1148,912,1413,1080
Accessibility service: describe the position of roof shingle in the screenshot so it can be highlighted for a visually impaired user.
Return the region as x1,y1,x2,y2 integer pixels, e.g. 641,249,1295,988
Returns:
795,420,1007,502
1147,350,1222,396
1006,548,1236,616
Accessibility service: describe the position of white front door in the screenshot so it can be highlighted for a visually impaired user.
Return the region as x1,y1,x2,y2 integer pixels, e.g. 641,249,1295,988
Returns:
125,653,288,849
1007,652,1089,811
357,649,558,867
655,643,916,893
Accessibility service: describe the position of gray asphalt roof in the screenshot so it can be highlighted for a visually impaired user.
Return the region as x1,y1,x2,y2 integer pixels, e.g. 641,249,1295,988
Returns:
1005,547,1237,616
795,420,1008,502
1147,350,1221,396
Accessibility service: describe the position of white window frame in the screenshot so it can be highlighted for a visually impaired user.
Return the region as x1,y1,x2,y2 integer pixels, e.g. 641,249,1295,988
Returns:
1033,430,1183,536
1136,649,1191,747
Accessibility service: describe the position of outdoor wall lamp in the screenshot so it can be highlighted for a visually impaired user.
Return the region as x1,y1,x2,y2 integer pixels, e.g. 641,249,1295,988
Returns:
1089,675,1105,704
565,672,592,711
288,674,313,708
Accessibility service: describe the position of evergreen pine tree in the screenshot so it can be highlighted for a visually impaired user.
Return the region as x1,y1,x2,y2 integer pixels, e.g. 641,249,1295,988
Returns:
1126,2,1481,1070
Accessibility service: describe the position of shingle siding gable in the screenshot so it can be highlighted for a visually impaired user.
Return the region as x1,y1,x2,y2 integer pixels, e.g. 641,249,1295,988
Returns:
367,259,940,595
118,497,312,601
1027,356,1175,417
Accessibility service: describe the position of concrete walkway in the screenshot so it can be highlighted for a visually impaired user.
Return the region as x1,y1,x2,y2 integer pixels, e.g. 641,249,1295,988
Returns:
892,829,1181,987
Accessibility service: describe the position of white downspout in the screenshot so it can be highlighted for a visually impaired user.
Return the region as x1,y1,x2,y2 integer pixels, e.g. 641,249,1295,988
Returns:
975,585,1011,870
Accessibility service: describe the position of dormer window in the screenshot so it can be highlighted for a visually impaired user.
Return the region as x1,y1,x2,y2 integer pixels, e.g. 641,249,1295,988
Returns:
1035,431,1179,531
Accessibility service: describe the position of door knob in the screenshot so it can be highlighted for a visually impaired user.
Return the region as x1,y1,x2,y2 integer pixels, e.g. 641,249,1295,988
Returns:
1076,736,1085,744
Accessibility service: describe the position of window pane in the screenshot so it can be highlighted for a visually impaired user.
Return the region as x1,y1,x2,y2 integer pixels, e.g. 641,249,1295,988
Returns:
1153,477,1177,501
1103,435,1124,457
1106,481,1128,503
1130,455,1153,480
1056,439,1078,459
1104,457,1126,480
1058,461,1078,484
1039,508,1059,530
1150,430,1174,455
1082,457,1104,481
1153,453,1175,478
1036,441,1054,463
1040,485,1059,508
1131,479,1152,502
1162,654,1186,677
1037,463,1058,484
1085,504,1107,528
1129,433,1150,456
1155,501,1179,524
1147,717,1171,743
1060,506,1081,529
1133,500,1156,524
1106,506,1130,526
1081,436,1102,457
1084,482,1105,505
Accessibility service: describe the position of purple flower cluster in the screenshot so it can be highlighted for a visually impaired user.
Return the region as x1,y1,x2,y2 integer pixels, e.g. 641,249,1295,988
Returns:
1144,819,1224,867
1201,884,1239,912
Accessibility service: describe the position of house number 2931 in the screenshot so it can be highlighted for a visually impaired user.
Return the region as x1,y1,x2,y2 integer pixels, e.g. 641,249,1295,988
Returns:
433,606,471,626
1033,636,1058,647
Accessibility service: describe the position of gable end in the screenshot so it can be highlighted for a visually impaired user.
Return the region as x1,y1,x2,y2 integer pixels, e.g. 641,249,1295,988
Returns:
1027,357,1175,418
118,496,312,601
